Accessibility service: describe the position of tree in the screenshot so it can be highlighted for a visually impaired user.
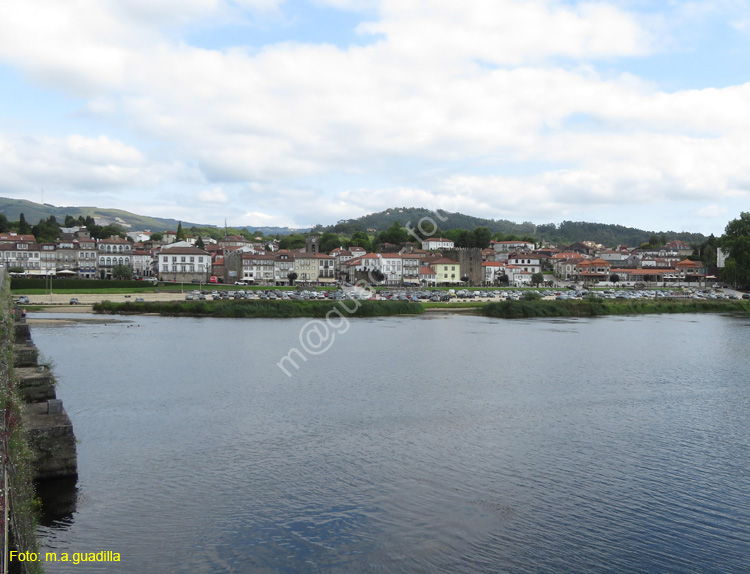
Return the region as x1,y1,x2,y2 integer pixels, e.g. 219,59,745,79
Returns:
371,270,385,283
195,236,206,250
444,228,471,247
720,213,750,289
287,271,298,286
350,231,372,252
279,234,306,250
522,291,542,301
530,272,544,287
378,221,409,246
111,264,132,279
150,232,164,242
691,234,718,267
498,273,509,285
18,213,30,234
32,215,61,243
318,232,343,254
176,222,186,242
0,213,9,233
470,227,492,249
610,273,620,285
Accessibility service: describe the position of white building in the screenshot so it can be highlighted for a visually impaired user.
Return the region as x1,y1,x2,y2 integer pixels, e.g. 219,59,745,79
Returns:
0,241,41,274
97,236,133,279
422,238,455,251
491,240,534,254
482,261,506,284
132,250,156,278
274,251,295,284
157,244,211,282
506,254,541,275
717,248,727,268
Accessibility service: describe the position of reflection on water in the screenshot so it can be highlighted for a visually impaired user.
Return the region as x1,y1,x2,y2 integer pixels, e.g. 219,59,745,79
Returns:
36,477,78,526
31,312,750,573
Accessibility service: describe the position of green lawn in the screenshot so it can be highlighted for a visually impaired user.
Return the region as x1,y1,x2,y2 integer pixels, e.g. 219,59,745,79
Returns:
12,288,160,295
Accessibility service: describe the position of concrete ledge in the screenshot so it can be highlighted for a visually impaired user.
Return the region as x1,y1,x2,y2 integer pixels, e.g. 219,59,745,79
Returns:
13,344,38,368
22,402,78,480
14,366,56,402
14,322,31,342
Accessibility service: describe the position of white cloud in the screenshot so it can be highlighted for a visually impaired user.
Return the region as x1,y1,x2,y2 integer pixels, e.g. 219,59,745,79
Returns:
313,0,378,11
196,187,229,203
231,0,286,11
0,134,180,194
0,0,748,233
697,205,728,218
358,0,652,65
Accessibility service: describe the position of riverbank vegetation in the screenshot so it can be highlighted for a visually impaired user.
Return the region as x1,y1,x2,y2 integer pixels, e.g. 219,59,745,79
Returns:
94,299,423,318
482,298,750,319
0,279,44,574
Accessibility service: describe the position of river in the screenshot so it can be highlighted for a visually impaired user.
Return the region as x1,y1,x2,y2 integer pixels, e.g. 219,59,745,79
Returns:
31,312,750,573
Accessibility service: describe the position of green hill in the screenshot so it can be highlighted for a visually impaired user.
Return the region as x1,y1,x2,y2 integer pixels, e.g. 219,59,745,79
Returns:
0,197,209,232
0,198,708,247
323,207,706,247
324,207,537,236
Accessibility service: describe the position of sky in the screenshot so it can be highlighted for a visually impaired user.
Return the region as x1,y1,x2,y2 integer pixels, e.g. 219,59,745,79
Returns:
1,0,750,235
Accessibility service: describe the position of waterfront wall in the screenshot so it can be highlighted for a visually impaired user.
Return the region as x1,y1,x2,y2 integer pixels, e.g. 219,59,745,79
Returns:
12,319,77,482
1,269,41,574
2,268,78,481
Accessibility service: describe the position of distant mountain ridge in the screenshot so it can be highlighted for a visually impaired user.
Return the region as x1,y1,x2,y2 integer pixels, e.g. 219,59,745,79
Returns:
324,207,707,247
0,197,208,232
0,197,312,235
0,198,707,246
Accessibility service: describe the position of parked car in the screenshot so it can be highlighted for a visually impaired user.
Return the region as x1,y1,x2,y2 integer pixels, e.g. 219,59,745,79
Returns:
135,297,145,302
235,281,248,286
16,296,29,304
69,298,79,305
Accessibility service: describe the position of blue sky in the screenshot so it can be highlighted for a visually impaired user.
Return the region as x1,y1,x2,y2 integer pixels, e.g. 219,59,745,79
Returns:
1,0,749,236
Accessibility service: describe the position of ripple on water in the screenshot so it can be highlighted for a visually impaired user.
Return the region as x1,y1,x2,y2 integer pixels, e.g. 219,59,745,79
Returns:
31,313,750,573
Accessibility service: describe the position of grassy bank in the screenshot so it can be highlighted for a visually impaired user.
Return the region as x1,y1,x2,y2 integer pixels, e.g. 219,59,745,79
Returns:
13,288,159,295
482,298,750,319
0,279,44,574
94,299,423,318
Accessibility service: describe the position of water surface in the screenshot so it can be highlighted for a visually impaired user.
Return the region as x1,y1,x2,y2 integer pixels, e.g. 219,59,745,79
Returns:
33,313,750,573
